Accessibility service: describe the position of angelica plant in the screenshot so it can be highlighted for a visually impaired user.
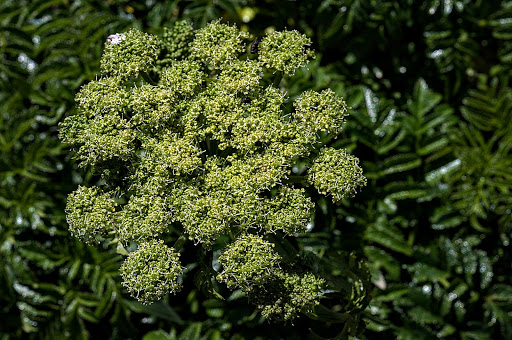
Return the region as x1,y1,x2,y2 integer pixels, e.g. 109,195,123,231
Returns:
60,20,366,320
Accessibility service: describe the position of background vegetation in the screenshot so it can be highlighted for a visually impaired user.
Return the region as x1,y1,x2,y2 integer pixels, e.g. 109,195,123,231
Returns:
1,0,511,339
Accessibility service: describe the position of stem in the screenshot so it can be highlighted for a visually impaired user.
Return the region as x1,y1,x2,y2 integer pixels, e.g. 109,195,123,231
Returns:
173,234,188,250
140,71,157,85
286,175,308,185
272,71,283,88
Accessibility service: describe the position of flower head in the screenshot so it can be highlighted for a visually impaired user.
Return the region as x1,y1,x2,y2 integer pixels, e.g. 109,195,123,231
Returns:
61,20,365,320
120,240,182,304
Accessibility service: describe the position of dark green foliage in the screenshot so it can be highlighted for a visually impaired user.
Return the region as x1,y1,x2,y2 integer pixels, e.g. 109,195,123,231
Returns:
248,1,512,338
2,0,512,339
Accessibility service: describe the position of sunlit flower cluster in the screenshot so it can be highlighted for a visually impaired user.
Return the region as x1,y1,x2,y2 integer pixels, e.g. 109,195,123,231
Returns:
60,20,365,319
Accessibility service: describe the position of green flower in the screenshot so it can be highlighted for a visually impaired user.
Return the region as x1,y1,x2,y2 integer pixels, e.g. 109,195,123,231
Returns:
258,30,315,75
117,194,172,242
217,234,281,291
65,186,116,243
309,148,367,202
120,240,182,304
253,271,325,321
100,29,159,79
293,88,348,137
190,19,250,67
159,60,205,97
159,20,194,62
61,20,366,320
263,186,314,235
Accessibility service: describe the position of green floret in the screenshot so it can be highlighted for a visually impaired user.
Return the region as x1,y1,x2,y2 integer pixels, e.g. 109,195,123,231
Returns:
217,234,282,291
101,29,159,79
258,30,315,76
217,235,325,321
230,87,292,154
263,186,314,235
209,152,290,195
74,113,135,167
129,84,178,128
74,77,127,117
293,88,348,137
175,188,232,247
117,194,172,242
159,60,205,97
309,148,367,202
65,186,116,243
252,271,325,321
214,59,262,95
190,19,250,67
120,240,182,304
140,133,203,176
159,20,194,62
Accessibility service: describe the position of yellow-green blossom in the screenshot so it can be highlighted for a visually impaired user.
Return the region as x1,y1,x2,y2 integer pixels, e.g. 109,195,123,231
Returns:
309,148,367,202
120,240,182,304
101,29,159,79
60,20,365,319
258,30,315,75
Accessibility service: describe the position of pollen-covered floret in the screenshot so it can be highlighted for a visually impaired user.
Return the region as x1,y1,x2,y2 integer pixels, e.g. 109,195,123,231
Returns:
176,188,232,246
293,88,348,138
309,148,367,202
101,29,159,79
190,19,250,67
253,270,325,321
217,233,325,321
74,77,127,117
214,59,262,95
140,133,203,176
263,186,314,235
65,186,116,243
120,240,182,304
129,84,178,128
258,30,315,76
117,194,172,242
217,234,281,291
159,20,194,62
74,113,135,166
159,60,205,97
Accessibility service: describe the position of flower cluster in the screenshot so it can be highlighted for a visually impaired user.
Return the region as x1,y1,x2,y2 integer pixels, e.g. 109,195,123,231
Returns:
120,240,182,304
60,20,366,318
309,148,367,202
217,234,281,291
100,29,159,79
190,20,250,67
253,270,325,321
217,234,325,321
65,186,116,243
258,30,315,76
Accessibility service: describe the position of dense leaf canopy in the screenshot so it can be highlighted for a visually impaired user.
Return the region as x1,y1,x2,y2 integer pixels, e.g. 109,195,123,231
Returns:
1,0,511,339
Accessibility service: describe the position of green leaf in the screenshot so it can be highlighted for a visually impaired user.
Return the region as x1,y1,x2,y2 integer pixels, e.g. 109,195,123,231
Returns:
178,322,202,340
143,330,175,340
408,79,442,118
364,219,412,256
124,300,183,324
407,263,450,286
381,153,422,175
407,306,442,324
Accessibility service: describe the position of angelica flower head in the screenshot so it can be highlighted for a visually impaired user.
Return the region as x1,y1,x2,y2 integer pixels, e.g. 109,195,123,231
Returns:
101,28,159,79
60,20,366,321
120,240,182,304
